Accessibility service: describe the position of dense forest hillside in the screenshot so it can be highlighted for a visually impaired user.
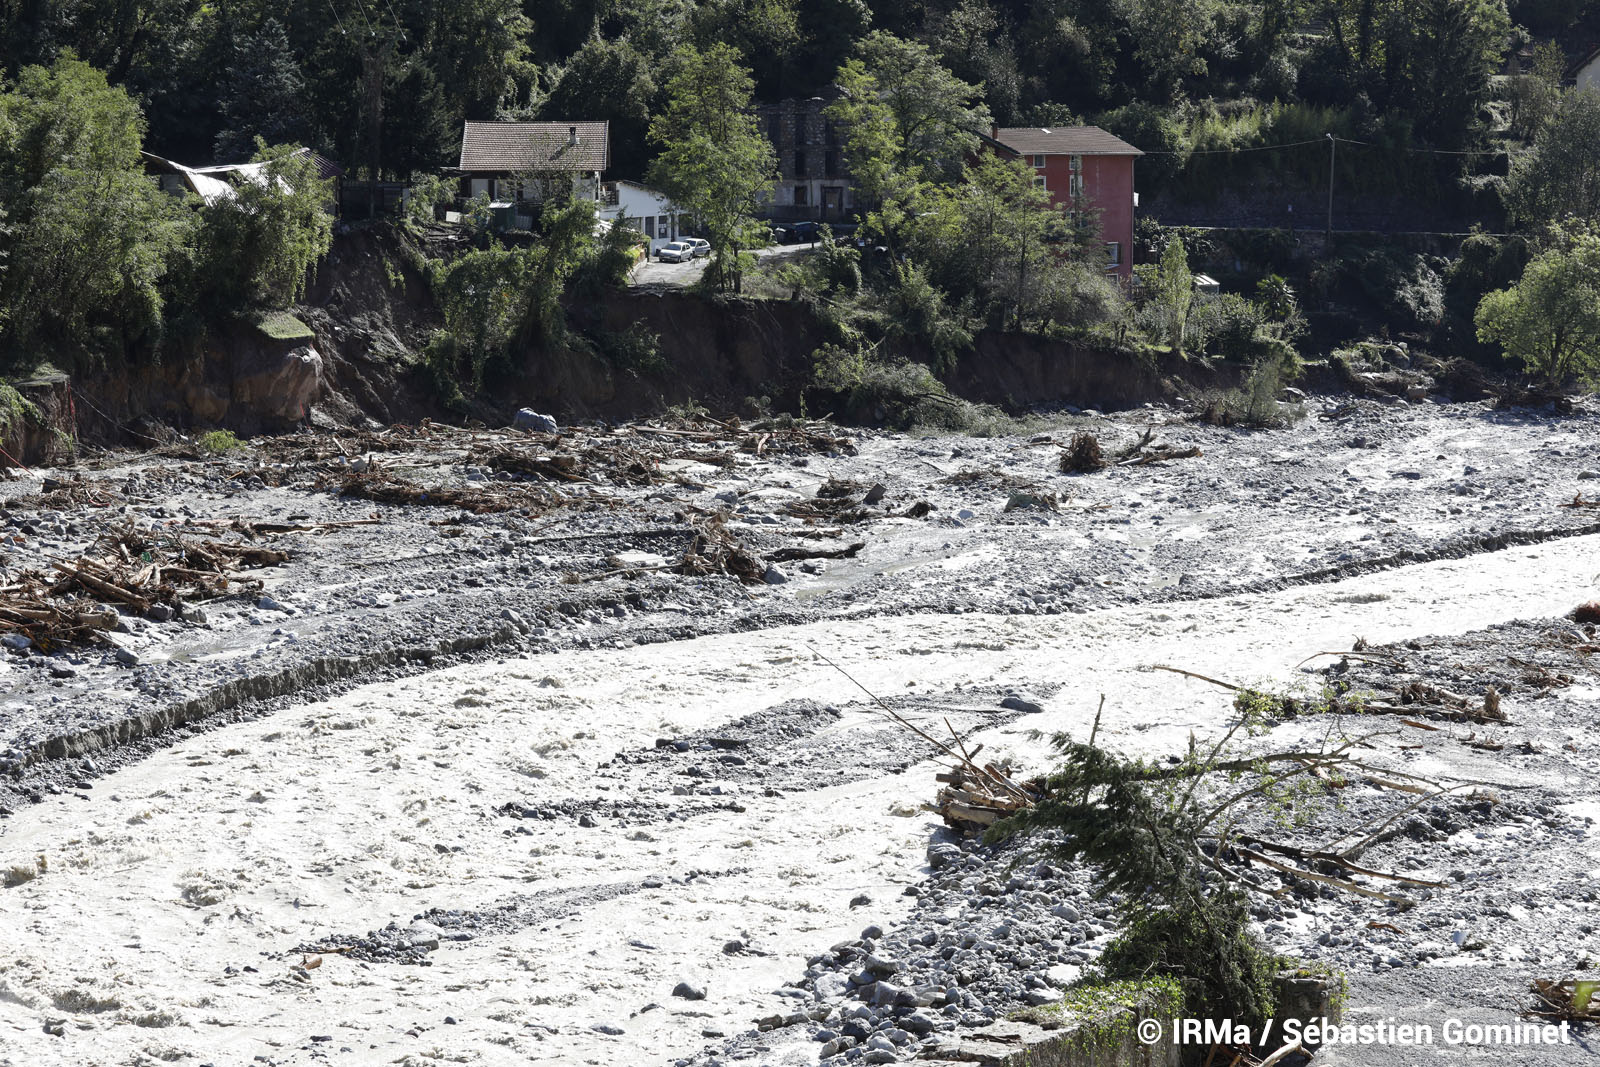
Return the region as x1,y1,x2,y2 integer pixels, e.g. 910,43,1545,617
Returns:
4,0,1600,424
5,1,1596,177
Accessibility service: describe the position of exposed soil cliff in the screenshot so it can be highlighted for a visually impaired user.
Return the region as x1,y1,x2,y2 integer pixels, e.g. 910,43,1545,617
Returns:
57,225,1217,447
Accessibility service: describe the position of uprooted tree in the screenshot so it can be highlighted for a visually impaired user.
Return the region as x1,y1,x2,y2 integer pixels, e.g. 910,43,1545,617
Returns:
988,694,1458,1029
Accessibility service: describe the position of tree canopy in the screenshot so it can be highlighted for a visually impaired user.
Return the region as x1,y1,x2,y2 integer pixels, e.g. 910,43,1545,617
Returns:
1476,224,1600,386
0,55,193,369
647,42,776,292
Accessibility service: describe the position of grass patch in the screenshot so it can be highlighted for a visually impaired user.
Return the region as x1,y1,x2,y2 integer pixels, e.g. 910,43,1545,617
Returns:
254,311,315,341
1010,977,1184,1051
198,429,248,455
0,382,41,435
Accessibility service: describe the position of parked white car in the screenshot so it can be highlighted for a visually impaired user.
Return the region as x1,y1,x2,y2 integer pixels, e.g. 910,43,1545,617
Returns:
683,238,711,258
657,241,694,263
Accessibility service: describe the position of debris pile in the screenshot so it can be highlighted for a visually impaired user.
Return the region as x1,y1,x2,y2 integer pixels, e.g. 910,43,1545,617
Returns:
935,762,1041,830
1528,978,1600,1024
1058,431,1106,473
0,520,294,647
675,513,767,583
229,414,857,512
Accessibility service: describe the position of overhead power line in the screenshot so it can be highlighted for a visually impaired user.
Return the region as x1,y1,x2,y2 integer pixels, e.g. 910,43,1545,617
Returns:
1140,135,1507,157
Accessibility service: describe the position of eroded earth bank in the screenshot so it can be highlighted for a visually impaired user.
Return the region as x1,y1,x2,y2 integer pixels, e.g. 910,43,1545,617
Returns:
2,397,1600,1066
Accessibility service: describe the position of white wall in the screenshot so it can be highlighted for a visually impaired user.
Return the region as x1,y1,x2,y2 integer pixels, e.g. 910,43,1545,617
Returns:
1579,58,1600,94
601,184,681,250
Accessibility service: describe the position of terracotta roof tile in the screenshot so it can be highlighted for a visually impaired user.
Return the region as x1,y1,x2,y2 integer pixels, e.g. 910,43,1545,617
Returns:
990,126,1143,157
459,121,609,172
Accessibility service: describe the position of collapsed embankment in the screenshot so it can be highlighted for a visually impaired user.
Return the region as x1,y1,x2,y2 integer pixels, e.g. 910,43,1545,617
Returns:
47,226,1179,450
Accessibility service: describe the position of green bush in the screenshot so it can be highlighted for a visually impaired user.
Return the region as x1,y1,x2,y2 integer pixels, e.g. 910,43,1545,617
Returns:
1196,350,1298,428
881,262,972,373
808,342,1006,433
191,141,334,311
1097,905,1279,1030
814,228,863,294
403,172,454,230
591,322,667,376
198,429,246,454
573,219,645,295
1192,294,1269,362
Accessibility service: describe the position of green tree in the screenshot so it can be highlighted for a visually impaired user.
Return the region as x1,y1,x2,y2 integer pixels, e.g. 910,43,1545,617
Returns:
192,141,334,309
425,0,534,120
213,18,310,162
1127,0,1215,102
689,0,804,97
1506,90,1600,230
930,0,1020,123
432,245,532,368
1507,39,1565,140
0,55,193,369
1136,235,1194,355
1400,0,1509,147
938,154,1075,329
827,32,990,196
526,195,597,342
541,37,657,179
647,42,776,293
1475,225,1600,386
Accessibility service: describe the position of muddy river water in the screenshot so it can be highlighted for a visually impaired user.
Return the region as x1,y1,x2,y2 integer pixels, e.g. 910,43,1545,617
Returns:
3,524,1596,1066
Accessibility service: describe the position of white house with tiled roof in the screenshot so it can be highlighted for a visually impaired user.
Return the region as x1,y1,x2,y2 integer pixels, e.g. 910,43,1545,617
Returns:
454,120,610,227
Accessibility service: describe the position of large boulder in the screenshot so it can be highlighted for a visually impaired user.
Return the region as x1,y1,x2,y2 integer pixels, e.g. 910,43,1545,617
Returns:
514,408,559,434
232,345,324,422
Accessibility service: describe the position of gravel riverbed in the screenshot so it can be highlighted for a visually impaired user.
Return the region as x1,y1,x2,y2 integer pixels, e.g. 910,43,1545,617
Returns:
2,397,1599,1065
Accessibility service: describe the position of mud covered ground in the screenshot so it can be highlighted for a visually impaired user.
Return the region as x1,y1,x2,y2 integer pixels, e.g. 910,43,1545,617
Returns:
2,396,1600,1066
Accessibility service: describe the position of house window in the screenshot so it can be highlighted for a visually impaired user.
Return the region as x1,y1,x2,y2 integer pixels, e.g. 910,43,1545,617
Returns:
658,215,670,238
1105,241,1121,267
1031,154,1046,168
794,150,807,177
1033,175,1046,190
1070,154,1082,171
824,120,837,146
824,151,838,177
768,113,781,144
794,185,809,206
1069,174,1084,198
644,216,656,238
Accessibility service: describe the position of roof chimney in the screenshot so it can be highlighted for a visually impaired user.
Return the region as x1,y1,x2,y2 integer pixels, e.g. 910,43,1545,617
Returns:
569,125,579,145
990,125,998,140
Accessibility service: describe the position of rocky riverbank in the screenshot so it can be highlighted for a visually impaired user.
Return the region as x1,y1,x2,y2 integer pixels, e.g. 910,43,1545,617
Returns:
2,396,1599,1065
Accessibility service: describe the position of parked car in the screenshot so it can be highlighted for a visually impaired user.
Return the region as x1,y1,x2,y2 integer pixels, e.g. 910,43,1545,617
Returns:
684,238,711,258
657,241,694,263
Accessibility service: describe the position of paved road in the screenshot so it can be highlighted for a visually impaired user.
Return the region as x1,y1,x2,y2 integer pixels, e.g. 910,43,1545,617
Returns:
631,243,804,287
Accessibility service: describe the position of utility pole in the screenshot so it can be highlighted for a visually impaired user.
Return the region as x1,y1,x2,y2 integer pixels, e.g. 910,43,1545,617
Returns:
1325,133,1335,239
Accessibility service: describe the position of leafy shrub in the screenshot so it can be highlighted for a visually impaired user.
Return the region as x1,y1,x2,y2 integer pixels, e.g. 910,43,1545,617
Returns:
403,172,455,230
1192,294,1276,362
592,322,667,376
809,343,1006,433
1041,263,1126,332
814,228,863,294
1097,904,1280,1030
428,245,532,391
198,429,246,454
881,262,972,372
1196,351,1297,428
573,219,645,295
